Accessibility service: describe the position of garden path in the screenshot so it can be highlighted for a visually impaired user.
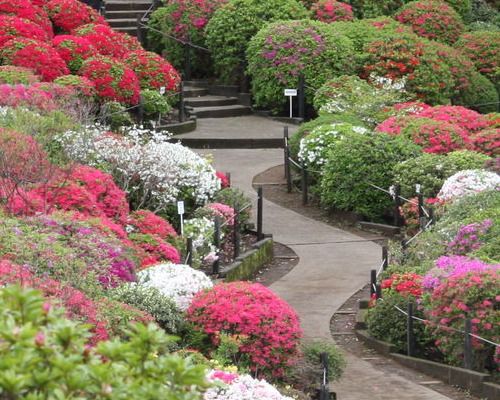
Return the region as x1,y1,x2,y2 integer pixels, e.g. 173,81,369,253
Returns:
192,116,453,400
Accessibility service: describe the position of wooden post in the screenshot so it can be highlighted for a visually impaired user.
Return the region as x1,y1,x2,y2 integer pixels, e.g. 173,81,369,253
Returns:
407,302,415,357
370,269,377,297
298,74,305,120
212,216,220,275
179,81,186,123
394,184,402,227
301,162,308,205
186,237,193,267
464,318,473,370
226,172,231,188
382,246,389,270
257,186,263,241
233,203,240,260
418,193,426,230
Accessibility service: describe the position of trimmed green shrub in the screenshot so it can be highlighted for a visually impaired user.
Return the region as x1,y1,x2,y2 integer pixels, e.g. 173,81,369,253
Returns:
99,101,134,131
247,19,354,113
0,285,208,399
205,0,309,84
348,0,471,18
320,131,421,219
141,89,171,117
393,150,491,198
298,340,346,382
0,65,40,84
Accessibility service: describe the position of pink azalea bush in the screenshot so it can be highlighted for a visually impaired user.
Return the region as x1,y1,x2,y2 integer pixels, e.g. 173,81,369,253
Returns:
311,0,354,23
187,282,302,379
447,220,493,256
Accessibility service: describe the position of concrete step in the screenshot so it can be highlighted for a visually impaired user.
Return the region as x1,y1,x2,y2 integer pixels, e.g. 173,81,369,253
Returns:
183,87,209,97
184,80,209,88
107,18,138,28
104,0,152,12
185,96,238,108
113,26,138,36
191,104,252,118
105,10,144,19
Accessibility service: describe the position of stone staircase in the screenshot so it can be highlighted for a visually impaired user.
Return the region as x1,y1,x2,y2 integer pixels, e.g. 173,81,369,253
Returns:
184,81,252,118
103,0,153,36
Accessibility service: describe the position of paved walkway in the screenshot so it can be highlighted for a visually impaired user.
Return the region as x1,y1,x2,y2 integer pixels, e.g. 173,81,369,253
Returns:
192,116,453,400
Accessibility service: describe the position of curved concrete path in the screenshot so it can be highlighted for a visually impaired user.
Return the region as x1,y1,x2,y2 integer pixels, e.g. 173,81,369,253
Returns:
188,116,453,400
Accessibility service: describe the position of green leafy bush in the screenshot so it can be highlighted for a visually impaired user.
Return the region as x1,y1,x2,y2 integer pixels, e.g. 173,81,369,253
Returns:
99,101,134,131
301,340,346,381
452,71,499,114
467,0,500,27
393,150,491,198
320,131,421,219
110,284,184,334
205,0,309,84
0,66,40,84
0,285,208,399
141,89,171,117
247,19,354,113
348,0,471,18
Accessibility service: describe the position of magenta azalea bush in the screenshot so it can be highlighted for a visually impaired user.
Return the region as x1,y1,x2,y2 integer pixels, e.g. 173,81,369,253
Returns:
187,282,302,379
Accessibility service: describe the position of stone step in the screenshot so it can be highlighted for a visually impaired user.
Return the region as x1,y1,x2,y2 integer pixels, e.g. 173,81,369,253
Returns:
185,96,238,108
105,10,145,19
183,87,209,97
191,104,252,118
113,26,139,36
183,80,209,88
104,0,152,12
107,18,138,28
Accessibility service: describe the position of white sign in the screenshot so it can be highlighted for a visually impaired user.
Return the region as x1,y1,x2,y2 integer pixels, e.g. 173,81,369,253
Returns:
177,201,185,215
159,86,166,95
284,89,297,97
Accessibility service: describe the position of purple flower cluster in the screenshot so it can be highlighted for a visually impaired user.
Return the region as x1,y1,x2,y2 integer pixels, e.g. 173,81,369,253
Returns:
447,219,493,255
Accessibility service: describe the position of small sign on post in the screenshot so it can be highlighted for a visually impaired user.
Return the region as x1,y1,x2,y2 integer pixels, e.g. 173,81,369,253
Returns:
284,88,297,119
159,86,166,95
177,200,185,236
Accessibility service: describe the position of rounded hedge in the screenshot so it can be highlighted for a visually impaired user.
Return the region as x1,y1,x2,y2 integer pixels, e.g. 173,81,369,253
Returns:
45,0,105,33
320,131,421,219
453,71,499,115
0,15,52,48
0,65,40,84
349,0,471,18
0,0,53,37
53,74,96,97
394,0,464,44
312,0,354,23
205,0,309,84
52,34,94,73
247,19,354,113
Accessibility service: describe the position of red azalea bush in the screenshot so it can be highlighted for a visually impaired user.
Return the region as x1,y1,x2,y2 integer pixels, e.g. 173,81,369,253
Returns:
394,0,464,44
124,50,180,92
0,38,69,81
0,84,60,111
470,129,500,157
400,117,471,154
0,15,51,48
312,0,354,23
454,31,499,86
45,0,105,32
127,210,177,238
0,66,40,84
381,272,423,298
0,0,53,36
73,23,140,59
417,105,490,133
422,269,499,370
79,56,140,105
52,34,94,73
0,259,109,345
216,171,230,188
129,233,181,268
53,74,96,97
187,282,302,378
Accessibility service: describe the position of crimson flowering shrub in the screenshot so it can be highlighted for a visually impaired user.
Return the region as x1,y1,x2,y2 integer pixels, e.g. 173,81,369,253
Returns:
187,282,302,379
73,23,140,59
0,66,40,84
381,272,423,297
454,31,499,89
127,210,177,239
79,56,140,105
471,129,500,157
0,259,109,344
0,38,69,81
417,105,490,133
216,171,230,188
52,35,94,73
124,50,180,92
422,266,499,370
0,0,53,36
53,74,96,97
394,0,464,44
45,0,106,32
0,15,51,48
129,233,181,268
312,0,354,23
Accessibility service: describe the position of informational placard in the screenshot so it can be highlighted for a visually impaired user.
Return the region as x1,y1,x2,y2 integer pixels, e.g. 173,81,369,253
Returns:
159,86,166,95
177,201,185,235
284,89,298,118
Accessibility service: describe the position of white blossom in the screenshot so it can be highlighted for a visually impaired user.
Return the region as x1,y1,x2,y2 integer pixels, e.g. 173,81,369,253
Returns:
437,169,500,201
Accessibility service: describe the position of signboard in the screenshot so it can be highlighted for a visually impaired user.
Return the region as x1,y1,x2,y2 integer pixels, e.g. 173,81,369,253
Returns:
177,201,185,235
159,86,166,95
284,88,298,118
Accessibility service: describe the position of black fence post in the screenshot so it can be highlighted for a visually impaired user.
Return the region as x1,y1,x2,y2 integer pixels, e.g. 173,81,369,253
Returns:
257,186,263,241
285,127,292,193
428,206,435,226
376,283,382,300
301,162,308,205
394,184,402,227
370,269,377,297
233,203,240,260
137,94,144,125
136,15,144,46
179,81,186,123
212,216,221,275
418,192,426,230
186,237,193,266
464,318,473,370
284,126,289,178
184,44,192,81
407,302,415,357
298,74,305,120
382,246,389,270
319,352,330,400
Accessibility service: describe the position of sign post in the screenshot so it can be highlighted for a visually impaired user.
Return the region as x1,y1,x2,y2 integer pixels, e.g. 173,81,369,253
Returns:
177,201,185,236
284,89,297,119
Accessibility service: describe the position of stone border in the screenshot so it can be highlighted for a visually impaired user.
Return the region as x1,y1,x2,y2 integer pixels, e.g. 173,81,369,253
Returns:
219,235,274,281
355,308,499,399
158,117,197,135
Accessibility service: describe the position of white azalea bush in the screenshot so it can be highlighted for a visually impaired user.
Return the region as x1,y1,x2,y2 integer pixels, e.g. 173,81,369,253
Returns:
437,169,500,202
57,124,220,213
298,123,369,171
137,263,213,311
205,370,293,400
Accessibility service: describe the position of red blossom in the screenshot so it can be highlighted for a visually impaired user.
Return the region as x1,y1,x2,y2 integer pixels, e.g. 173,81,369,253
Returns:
124,50,180,91
312,0,353,23
45,0,106,32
